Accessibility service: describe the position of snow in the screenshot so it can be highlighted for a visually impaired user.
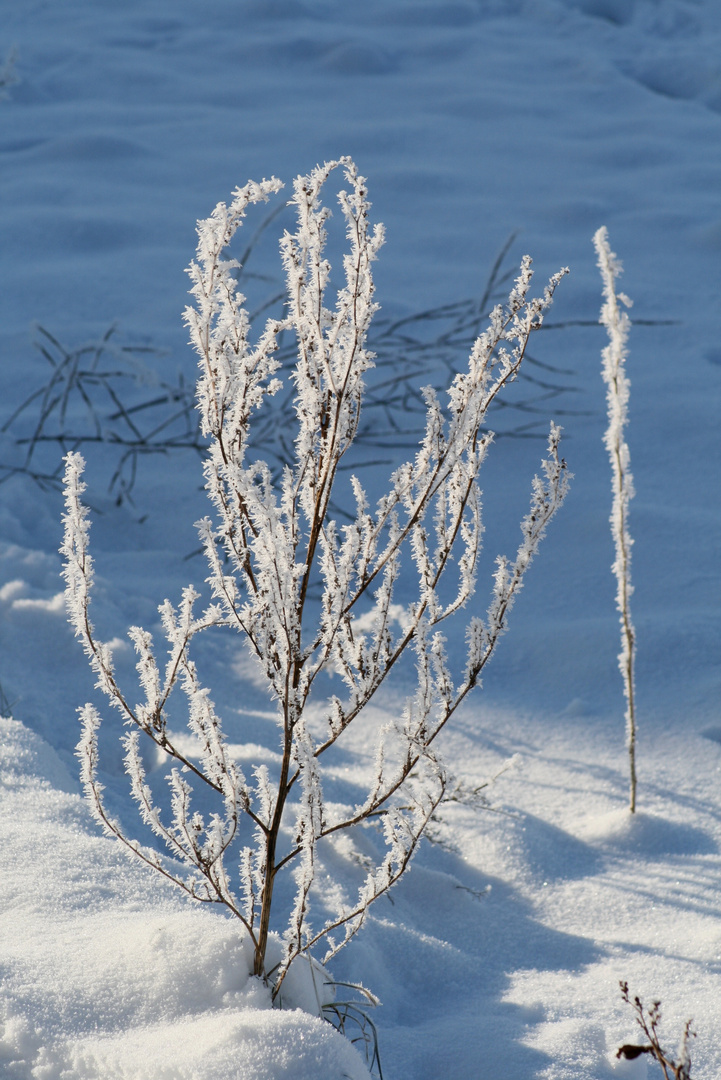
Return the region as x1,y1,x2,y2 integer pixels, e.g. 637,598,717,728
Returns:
1,0,720,1077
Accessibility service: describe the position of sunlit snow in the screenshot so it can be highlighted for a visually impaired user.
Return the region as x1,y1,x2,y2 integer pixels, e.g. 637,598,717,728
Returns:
1,1,720,1078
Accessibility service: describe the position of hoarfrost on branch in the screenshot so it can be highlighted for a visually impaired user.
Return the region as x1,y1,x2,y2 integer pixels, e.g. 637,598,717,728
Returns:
62,158,569,994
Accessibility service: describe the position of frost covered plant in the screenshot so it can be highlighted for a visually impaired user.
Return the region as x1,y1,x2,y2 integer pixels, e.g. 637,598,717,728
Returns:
62,158,569,998
594,227,637,813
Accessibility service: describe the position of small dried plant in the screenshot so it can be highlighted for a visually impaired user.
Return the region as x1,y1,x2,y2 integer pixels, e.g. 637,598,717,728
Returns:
62,157,569,1000
617,981,696,1079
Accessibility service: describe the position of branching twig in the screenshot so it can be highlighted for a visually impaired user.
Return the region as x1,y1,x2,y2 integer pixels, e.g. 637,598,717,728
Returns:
617,981,696,1080
63,158,570,1006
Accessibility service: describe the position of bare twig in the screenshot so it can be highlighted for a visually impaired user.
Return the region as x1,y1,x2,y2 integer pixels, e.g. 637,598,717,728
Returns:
618,981,696,1080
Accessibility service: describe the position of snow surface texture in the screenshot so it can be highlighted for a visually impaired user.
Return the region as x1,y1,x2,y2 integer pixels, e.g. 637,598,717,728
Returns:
1,1,720,1078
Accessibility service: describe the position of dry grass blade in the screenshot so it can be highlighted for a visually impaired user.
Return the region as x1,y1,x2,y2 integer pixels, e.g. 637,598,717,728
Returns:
0,325,204,505
322,981,384,1080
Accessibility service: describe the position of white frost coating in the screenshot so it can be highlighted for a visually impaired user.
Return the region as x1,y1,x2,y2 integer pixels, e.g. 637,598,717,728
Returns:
594,226,638,814
61,158,569,1002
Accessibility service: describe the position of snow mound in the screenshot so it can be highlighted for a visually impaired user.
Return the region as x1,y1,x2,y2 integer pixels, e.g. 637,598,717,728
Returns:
577,809,717,856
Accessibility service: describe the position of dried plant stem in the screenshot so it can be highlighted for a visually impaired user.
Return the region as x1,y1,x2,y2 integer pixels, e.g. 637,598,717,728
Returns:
594,227,637,813
618,981,695,1080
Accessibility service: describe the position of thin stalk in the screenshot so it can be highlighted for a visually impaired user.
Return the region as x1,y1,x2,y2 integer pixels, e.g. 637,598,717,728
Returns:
594,227,637,813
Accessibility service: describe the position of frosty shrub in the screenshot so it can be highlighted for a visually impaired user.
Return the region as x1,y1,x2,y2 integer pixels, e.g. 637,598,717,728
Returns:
62,158,569,997
594,227,637,813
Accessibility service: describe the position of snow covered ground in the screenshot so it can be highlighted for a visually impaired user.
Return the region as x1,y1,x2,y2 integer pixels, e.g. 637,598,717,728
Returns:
1,0,720,1076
